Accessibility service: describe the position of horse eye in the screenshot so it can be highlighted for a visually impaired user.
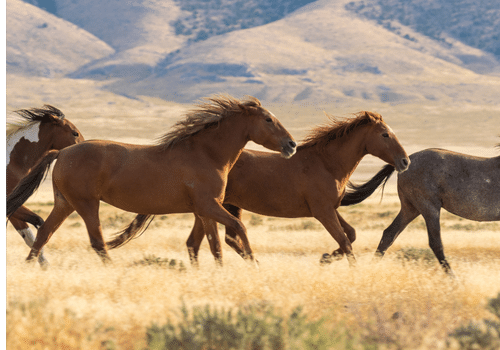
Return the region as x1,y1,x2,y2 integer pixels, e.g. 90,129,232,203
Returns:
266,117,273,123
382,133,389,138
72,131,79,137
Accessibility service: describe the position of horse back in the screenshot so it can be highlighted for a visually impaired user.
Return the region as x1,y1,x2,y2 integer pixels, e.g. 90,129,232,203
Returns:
399,148,500,221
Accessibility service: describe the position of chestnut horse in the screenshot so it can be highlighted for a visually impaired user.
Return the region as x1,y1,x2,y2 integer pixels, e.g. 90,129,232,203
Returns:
335,147,500,276
7,96,296,264
123,111,410,266
6,105,83,266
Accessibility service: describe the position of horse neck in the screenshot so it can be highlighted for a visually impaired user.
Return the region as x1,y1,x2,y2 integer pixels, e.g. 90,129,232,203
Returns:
196,115,250,171
6,123,53,169
321,126,369,182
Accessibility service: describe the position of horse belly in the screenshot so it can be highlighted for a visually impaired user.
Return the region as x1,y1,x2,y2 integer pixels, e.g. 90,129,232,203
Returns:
225,185,312,218
442,181,500,222
102,179,192,215
226,157,314,218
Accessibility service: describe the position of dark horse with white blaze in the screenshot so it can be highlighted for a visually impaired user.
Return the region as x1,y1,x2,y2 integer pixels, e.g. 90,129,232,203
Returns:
7,96,296,264
331,147,500,275
6,105,83,266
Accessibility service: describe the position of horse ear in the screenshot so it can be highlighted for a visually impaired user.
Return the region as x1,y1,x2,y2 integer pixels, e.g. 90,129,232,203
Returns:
238,103,256,113
362,111,380,122
44,112,61,124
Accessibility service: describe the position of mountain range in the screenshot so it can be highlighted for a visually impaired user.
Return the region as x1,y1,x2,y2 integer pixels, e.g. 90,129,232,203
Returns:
7,0,500,104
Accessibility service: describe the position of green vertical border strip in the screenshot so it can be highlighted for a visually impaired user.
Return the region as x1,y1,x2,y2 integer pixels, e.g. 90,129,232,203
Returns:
0,0,7,349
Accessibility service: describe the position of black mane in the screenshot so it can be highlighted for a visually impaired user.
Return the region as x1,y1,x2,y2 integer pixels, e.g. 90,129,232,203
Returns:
14,105,65,123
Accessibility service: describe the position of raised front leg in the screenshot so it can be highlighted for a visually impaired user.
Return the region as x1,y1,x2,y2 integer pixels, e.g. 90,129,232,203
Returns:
320,211,356,264
313,207,356,267
222,204,247,258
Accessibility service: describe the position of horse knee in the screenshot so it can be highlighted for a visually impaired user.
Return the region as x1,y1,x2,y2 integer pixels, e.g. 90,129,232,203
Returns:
226,220,246,237
345,226,356,243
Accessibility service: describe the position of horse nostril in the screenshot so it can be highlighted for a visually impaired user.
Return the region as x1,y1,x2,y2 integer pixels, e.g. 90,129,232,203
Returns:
289,140,297,149
401,158,409,168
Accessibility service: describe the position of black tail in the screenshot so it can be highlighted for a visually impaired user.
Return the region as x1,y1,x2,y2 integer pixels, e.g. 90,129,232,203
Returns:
340,164,395,206
7,150,59,217
106,214,155,249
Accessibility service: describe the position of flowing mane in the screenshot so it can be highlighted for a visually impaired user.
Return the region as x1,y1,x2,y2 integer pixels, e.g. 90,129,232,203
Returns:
298,111,384,150
6,105,65,139
157,95,261,150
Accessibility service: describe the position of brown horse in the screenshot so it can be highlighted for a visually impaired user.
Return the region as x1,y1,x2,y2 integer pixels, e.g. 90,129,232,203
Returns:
6,105,83,266
7,96,296,264
335,147,500,276
122,111,410,266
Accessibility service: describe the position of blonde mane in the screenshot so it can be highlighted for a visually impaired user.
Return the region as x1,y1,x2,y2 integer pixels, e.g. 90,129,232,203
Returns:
157,95,261,150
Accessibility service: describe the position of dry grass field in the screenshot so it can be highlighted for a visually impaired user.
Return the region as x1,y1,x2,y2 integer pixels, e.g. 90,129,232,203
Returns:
5,81,500,349
6,194,500,349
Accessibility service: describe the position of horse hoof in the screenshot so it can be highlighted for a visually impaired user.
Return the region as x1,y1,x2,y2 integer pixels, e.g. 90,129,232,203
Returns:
320,253,333,265
38,256,50,270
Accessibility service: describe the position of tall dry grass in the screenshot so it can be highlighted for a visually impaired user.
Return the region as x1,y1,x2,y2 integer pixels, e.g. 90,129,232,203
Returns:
6,198,500,349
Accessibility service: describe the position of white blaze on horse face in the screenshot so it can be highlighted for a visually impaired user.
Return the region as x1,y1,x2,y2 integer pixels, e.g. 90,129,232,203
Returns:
6,122,40,167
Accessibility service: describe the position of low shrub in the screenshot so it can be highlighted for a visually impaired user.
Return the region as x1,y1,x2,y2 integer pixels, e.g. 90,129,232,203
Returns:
395,247,437,267
132,255,186,272
145,304,335,350
450,293,500,349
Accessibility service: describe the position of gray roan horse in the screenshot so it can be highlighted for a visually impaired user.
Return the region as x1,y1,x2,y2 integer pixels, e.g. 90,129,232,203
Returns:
6,105,83,266
334,147,500,275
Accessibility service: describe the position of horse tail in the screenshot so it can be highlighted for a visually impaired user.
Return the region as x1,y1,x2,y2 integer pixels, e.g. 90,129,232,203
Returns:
7,150,59,217
106,214,155,249
340,164,395,206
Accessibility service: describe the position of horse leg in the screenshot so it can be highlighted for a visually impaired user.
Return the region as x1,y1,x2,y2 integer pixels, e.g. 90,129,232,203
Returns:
195,201,256,263
421,210,454,276
374,196,419,260
321,212,356,264
223,204,247,258
72,199,111,263
11,205,44,228
9,216,49,266
28,194,75,264
199,216,223,266
314,208,356,267
186,215,205,266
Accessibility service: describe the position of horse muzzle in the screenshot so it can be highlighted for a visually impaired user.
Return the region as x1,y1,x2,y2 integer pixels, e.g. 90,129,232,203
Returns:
281,139,297,159
396,157,411,173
